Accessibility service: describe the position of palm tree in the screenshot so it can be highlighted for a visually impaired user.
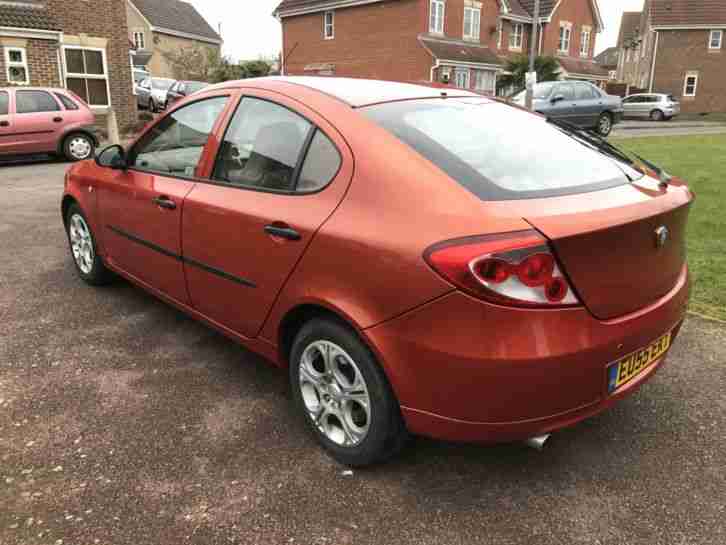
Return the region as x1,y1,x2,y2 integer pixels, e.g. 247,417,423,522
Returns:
496,55,561,95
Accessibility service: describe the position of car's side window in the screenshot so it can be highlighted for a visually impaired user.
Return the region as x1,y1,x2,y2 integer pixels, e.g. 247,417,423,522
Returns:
54,92,79,110
555,83,575,101
212,97,313,192
0,91,8,116
574,83,595,100
128,96,228,177
298,130,342,192
15,90,60,114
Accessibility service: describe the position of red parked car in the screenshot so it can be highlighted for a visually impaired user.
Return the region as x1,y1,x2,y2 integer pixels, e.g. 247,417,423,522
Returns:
1,87,97,161
61,77,692,466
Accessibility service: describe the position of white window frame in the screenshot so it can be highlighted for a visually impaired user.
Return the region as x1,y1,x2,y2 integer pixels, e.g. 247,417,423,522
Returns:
709,29,723,50
496,19,503,49
463,6,481,41
61,45,112,109
509,23,523,51
4,47,29,85
453,67,470,89
474,69,496,93
324,11,334,40
580,26,591,57
133,30,146,50
558,22,572,54
683,72,698,97
430,0,445,35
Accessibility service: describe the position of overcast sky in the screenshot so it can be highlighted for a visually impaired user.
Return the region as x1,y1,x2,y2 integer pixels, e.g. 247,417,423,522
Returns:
188,0,645,61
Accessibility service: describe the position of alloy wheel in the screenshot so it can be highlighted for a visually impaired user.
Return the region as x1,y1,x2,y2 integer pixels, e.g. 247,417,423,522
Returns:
298,340,371,447
598,114,612,136
69,136,92,160
69,214,94,274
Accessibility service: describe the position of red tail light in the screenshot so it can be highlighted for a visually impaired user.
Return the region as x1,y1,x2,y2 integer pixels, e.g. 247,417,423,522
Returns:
424,230,580,308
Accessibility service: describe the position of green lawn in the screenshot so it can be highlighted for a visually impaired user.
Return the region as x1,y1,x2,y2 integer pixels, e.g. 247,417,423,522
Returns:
611,134,726,321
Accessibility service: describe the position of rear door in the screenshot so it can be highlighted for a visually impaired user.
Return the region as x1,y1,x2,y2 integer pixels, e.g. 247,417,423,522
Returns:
98,91,232,303
12,90,64,154
572,83,601,127
0,90,16,155
182,90,353,338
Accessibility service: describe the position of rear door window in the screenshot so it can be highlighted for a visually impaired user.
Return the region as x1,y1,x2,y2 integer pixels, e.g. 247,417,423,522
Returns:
54,92,79,110
0,91,8,115
212,97,312,192
297,130,341,192
362,99,631,200
16,90,60,114
574,83,597,100
555,83,575,100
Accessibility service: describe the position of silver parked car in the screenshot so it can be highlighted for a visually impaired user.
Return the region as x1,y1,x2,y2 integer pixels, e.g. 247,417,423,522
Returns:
512,81,623,137
136,77,175,113
622,93,680,121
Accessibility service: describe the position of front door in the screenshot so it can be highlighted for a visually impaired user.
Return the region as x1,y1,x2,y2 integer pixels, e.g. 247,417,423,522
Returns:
0,90,16,155
572,82,601,127
12,90,64,154
547,82,578,123
98,93,232,304
182,92,353,338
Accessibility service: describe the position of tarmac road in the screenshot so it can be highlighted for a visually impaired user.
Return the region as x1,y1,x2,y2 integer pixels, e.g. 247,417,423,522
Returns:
1,160,725,545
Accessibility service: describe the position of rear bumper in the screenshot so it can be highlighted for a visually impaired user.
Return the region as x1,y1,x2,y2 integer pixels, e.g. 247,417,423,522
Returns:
365,265,689,443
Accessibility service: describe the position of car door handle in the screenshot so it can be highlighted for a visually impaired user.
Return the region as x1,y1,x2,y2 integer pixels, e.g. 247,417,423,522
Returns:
53,117,63,123
264,224,301,241
152,196,177,210
0,121,8,127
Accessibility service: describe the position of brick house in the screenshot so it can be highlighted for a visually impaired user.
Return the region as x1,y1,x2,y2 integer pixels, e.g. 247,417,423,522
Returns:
274,0,607,94
126,0,222,79
0,0,137,131
616,0,726,113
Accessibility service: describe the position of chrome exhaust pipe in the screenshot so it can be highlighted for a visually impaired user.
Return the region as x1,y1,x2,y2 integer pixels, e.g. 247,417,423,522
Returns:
524,434,550,451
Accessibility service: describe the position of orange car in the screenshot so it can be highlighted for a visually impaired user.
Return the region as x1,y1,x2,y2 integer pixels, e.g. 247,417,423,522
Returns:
61,77,692,466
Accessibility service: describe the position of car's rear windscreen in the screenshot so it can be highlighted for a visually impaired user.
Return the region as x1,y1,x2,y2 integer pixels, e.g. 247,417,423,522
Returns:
361,99,631,201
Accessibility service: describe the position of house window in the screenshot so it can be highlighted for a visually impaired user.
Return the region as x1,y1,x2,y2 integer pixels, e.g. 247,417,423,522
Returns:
580,27,591,57
474,70,495,93
463,6,481,41
133,31,145,50
709,30,723,50
496,19,503,49
559,23,572,53
4,47,29,85
63,47,110,107
430,0,445,34
454,68,470,89
324,11,334,40
683,72,698,97
509,23,523,50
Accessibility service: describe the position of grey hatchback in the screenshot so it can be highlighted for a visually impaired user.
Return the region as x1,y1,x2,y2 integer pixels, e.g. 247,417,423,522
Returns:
512,81,623,136
622,93,680,121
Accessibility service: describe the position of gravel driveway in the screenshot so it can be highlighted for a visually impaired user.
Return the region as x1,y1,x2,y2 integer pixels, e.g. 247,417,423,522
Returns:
1,160,725,545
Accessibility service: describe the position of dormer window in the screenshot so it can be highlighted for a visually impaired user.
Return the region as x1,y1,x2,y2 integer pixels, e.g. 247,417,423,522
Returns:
324,11,334,40
463,6,481,41
430,0,445,34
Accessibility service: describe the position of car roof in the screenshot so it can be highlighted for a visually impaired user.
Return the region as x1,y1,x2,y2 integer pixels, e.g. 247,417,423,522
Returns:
0,87,71,93
207,76,483,107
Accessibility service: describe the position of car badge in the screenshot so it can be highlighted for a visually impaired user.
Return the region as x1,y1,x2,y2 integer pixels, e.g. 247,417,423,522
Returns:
655,226,669,249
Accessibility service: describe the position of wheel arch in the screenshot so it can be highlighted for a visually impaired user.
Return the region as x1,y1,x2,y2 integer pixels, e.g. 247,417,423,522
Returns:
61,194,79,227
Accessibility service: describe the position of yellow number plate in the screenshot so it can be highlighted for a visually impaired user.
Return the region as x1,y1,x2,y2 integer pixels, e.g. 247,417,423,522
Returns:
608,332,672,394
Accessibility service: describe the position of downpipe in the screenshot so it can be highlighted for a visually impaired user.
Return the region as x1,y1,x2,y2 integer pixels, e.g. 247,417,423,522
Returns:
524,434,550,451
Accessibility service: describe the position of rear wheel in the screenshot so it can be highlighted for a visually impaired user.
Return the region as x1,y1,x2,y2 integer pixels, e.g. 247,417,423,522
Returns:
596,112,613,137
65,204,113,286
149,98,157,113
650,109,665,122
289,318,408,467
63,133,94,161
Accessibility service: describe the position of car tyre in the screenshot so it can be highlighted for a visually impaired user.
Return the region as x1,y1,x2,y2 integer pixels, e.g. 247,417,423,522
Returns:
149,98,157,114
650,109,665,122
63,133,94,162
65,203,113,286
289,318,409,467
596,112,613,137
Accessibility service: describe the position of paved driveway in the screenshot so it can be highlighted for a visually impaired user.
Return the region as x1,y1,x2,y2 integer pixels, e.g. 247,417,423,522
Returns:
2,160,725,545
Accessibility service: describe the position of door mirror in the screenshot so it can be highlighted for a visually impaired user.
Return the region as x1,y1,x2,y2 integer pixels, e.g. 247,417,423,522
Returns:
95,144,127,170
551,94,565,104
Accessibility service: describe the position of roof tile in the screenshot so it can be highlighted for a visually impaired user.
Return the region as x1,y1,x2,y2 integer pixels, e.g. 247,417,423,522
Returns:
651,0,726,27
0,0,59,31
130,0,221,42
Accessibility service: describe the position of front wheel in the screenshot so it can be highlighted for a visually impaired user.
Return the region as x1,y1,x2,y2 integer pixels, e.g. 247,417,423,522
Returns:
596,113,613,137
65,204,113,286
289,319,408,467
650,109,665,122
